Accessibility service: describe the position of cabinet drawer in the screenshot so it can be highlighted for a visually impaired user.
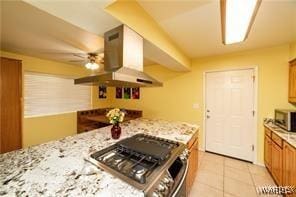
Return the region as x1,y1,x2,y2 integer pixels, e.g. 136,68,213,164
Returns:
272,133,283,148
265,127,272,137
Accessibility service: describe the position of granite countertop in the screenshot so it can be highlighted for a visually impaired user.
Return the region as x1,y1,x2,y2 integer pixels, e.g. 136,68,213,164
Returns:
264,123,296,148
0,118,198,197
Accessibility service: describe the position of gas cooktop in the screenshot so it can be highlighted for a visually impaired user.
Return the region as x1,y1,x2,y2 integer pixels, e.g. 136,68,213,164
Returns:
86,134,188,196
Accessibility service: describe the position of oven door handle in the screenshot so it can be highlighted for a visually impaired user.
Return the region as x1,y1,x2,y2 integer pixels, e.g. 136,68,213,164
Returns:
171,160,189,197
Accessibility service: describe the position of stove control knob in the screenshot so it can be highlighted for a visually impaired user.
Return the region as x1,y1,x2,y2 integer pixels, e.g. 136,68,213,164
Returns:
152,191,162,197
184,149,189,157
163,176,173,185
180,154,187,161
157,182,169,193
163,177,170,185
157,183,166,192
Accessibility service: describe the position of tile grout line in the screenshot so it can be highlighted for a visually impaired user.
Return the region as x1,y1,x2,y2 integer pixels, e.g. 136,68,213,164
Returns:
195,152,225,194
247,164,260,197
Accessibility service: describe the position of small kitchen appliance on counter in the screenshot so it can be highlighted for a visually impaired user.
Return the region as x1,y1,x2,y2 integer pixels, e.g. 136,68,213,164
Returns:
274,109,296,132
86,134,189,197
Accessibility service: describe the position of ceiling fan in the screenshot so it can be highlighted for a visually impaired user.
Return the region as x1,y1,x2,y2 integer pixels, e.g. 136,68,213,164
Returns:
69,52,104,70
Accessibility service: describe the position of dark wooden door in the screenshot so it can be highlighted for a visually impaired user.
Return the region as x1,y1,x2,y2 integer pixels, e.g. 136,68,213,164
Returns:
0,57,22,153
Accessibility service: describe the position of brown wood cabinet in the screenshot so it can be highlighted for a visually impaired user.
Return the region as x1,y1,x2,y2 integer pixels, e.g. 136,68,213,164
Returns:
271,140,283,185
264,134,272,172
264,125,296,192
283,141,296,197
186,131,198,195
77,108,142,133
289,58,296,103
0,57,22,153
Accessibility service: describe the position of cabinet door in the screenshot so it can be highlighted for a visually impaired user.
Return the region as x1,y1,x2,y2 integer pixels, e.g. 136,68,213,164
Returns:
289,59,296,103
271,141,283,185
264,135,272,171
283,142,296,197
186,138,198,195
0,57,22,153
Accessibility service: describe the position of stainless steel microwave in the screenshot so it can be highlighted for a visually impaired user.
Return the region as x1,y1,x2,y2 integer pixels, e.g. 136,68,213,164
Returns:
274,109,296,132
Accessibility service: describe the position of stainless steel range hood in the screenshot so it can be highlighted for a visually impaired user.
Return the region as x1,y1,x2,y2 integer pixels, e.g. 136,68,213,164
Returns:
74,25,162,87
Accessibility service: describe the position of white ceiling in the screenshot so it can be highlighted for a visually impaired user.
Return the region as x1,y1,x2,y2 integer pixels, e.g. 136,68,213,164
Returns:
2,0,295,68
23,0,120,37
0,1,108,65
0,0,170,67
139,0,296,58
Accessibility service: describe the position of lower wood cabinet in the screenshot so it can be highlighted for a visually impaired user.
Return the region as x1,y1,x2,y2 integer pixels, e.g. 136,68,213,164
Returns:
264,126,296,192
271,141,283,185
283,142,296,197
186,132,198,195
264,134,272,172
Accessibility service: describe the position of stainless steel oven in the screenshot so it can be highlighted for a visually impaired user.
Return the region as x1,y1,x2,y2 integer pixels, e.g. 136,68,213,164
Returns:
171,160,188,197
274,109,296,132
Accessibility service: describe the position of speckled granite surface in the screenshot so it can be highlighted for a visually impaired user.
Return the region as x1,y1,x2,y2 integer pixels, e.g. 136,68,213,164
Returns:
264,123,296,148
0,118,198,197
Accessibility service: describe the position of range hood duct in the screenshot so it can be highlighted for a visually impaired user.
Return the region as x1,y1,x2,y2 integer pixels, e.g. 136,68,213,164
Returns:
74,25,162,87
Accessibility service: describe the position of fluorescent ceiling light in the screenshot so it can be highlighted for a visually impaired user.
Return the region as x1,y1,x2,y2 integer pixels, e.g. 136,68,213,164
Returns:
221,0,261,44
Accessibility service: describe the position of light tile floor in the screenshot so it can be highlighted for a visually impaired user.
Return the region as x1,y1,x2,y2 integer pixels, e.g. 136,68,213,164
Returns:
189,151,280,197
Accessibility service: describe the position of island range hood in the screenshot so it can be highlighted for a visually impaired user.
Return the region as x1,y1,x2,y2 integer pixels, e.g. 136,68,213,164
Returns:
74,25,162,87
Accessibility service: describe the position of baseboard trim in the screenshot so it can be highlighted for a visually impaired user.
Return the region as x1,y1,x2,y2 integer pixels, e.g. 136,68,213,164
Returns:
198,147,205,151
253,161,265,167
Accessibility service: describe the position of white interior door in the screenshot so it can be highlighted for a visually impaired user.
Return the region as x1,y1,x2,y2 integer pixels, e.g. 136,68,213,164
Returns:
205,69,255,162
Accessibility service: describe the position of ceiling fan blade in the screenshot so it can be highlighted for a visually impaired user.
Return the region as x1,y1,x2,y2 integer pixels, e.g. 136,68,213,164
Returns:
69,60,85,62
73,53,87,59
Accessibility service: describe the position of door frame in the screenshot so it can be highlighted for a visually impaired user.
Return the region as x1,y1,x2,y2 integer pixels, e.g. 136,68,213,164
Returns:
202,66,259,164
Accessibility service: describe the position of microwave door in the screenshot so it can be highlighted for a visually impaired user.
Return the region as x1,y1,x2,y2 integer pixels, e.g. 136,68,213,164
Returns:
275,111,289,130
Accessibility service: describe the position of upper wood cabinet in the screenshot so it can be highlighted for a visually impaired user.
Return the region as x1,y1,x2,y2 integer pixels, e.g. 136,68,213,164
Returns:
289,58,296,103
0,57,22,153
283,142,296,197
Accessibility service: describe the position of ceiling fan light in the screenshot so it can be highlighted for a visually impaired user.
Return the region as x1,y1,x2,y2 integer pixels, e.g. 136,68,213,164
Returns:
85,62,99,70
221,0,261,44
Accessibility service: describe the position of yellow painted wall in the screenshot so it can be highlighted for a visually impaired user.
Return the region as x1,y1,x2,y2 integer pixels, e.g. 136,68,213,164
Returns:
92,86,113,108
105,0,191,70
290,42,296,60
98,44,296,164
0,51,94,147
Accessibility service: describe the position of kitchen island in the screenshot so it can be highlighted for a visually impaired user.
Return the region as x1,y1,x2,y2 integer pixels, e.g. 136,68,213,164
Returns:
0,118,198,197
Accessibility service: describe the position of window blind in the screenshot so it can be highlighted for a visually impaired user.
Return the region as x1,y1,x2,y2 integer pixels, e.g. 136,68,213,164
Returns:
24,72,91,117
